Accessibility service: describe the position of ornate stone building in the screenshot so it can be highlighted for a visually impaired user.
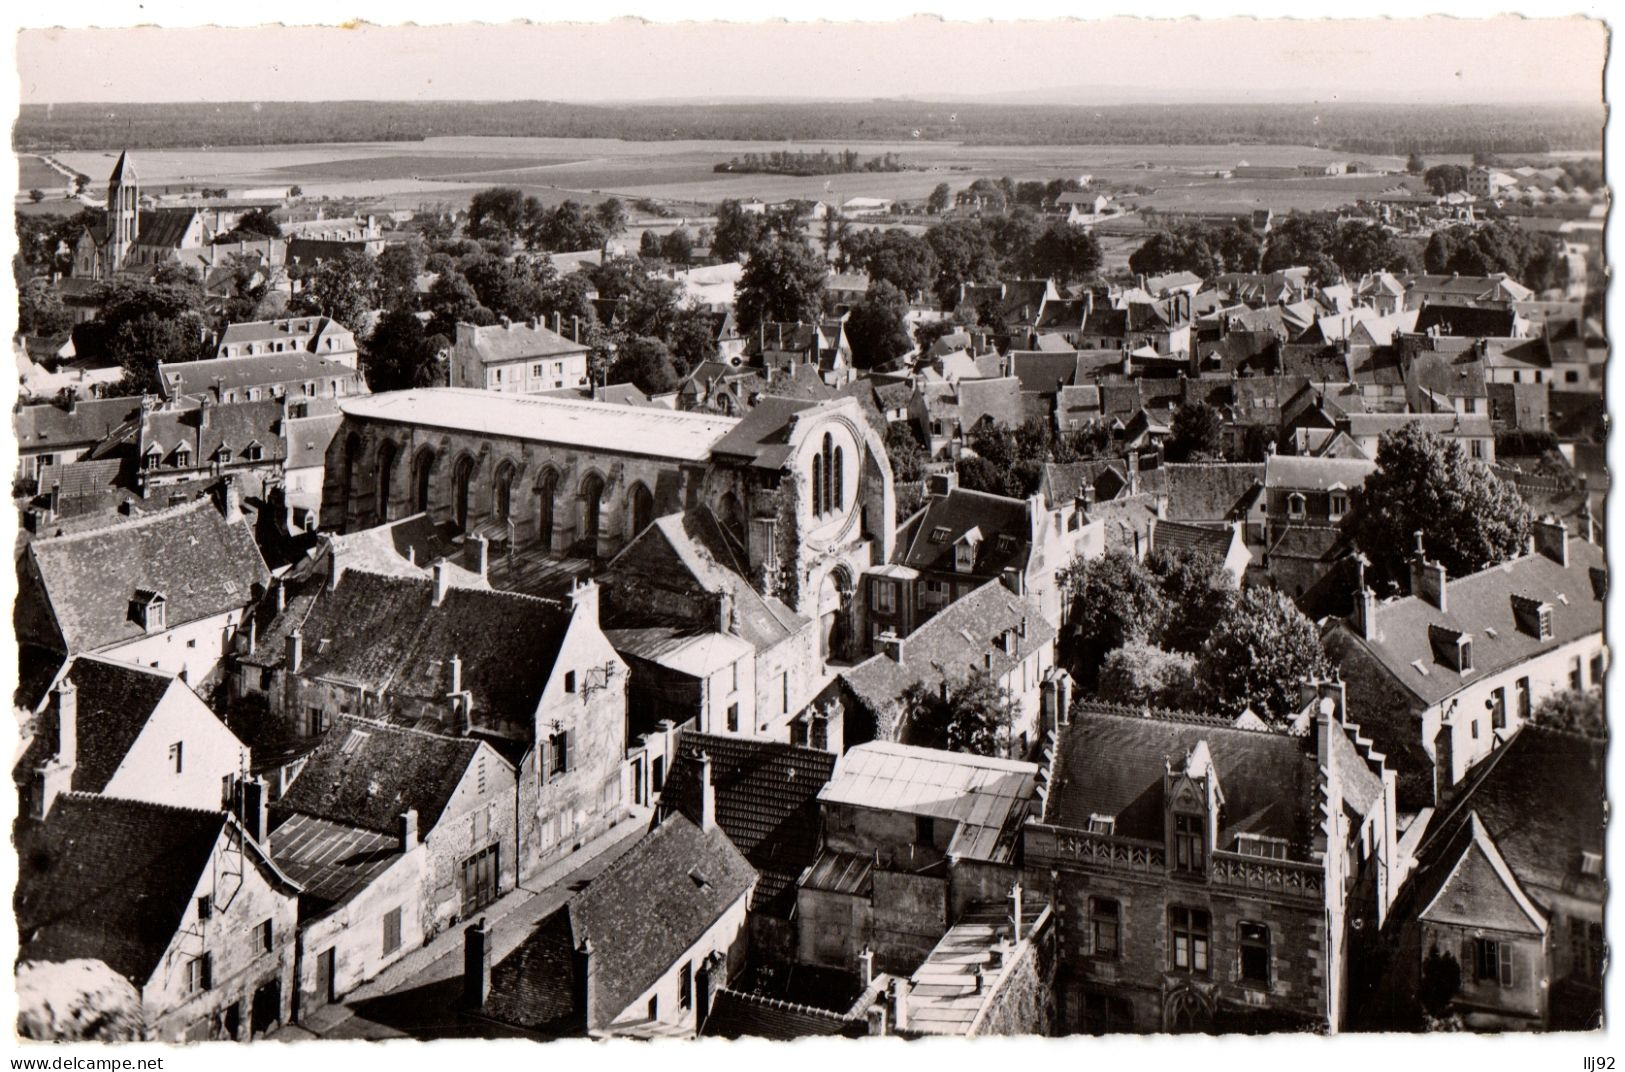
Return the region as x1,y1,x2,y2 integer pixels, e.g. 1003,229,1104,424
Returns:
319,388,895,663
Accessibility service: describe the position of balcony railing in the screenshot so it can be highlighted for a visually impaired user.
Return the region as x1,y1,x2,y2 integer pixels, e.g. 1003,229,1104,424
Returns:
1209,851,1324,903
1026,823,1165,874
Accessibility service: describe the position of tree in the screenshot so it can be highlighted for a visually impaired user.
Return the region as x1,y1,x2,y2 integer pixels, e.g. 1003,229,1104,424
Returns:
927,182,952,214
363,307,447,392
1350,423,1533,587
28,188,44,203
217,207,282,242
295,249,379,331
735,237,827,332
466,187,528,243
1418,945,1462,1020
423,269,492,341
850,230,936,295
712,199,763,262
904,669,1017,757
376,241,425,311
18,278,72,337
1165,402,1223,462
81,277,212,393
606,334,680,395
660,227,695,264
1098,642,1197,708
1333,220,1402,278
924,220,998,306
1145,548,1237,655
289,184,303,197
1423,164,1470,196
844,280,914,370
1406,152,1426,175
1196,588,1331,721
914,317,960,355
594,198,628,241
1026,221,1102,285
1529,689,1605,739
1262,214,1337,273
1059,551,1169,686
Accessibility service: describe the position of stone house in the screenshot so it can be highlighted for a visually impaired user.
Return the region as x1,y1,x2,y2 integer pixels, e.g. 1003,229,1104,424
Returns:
16,792,301,1041
13,395,143,486
449,317,591,394
1022,685,1398,1034
16,492,270,692
469,812,755,1038
158,350,363,405
214,315,359,365
16,655,251,819
1259,454,1374,600
134,399,293,497
1323,519,1607,815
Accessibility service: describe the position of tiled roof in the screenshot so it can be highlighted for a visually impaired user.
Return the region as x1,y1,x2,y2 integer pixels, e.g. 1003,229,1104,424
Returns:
134,209,199,249
1342,412,1493,439
902,488,1032,577
456,319,589,365
273,715,484,836
1045,708,1318,852
21,496,269,653
1161,463,1264,522
269,812,402,913
660,731,836,915
1083,492,1161,554
284,413,343,470
141,400,289,469
13,397,143,453
16,795,287,986
703,988,864,1039
160,352,355,399
1009,351,1083,395
1409,353,1489,400
705,395,820,469
12,657,193,796
818,741,1039,864
1151,519,1235,559
1414,304,1519,338
218,316,351,349
1264,455,1376,491
953,377,1025,430
484,814,755,1031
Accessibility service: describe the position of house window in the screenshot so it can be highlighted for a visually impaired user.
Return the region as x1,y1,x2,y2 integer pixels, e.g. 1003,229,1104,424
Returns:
565,670,577,694
1591,653,1605,687
873,580,896,614
383,907,402,956
726,703,739,733
246,442,264,462
1169,907,1210,973
916,815,936,846
549,730,569,776
679,962,694,1010
1080,992,1134,1035
1239,922,1270,986
730,660,739,694
1329,493,1348,519
1537,605,1553,639
197,895,212,922
1087,814,1115,835
255,919,273,953
1287,493,1306,519
259,668,274,691
1473,937,1516,987
170,741,184,774
533,364,543,378
1173,813,1204,874
307,707,327,736
1570,656,1584,691
173,446,191,468
1459,638,1473,673
1469,439,1484,459
1090,898,1120,958
1490,687,1507,729
185,954,212,995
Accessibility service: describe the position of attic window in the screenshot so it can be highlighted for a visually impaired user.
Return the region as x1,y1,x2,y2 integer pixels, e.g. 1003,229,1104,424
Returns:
1510,595,1553,640
1590,568,1607,601
245,441,264,462
1581,851,1603,877
930,526,952,544
1235,833,1290,860
132,590,167,632
143,445,162,470
687,867,712,893
1088,814,1116,836
995,534,1018,553
1287,493,1306,519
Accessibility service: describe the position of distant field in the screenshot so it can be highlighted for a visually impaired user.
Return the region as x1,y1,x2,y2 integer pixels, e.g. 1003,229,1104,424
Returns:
18,155,61,190
265,153,579,181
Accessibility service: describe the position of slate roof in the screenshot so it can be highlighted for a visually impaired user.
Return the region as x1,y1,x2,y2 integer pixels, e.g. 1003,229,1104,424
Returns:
660,731,836,915
1264,455,1376,491
217,316,352,351
1009,351,1082,396
267,569,573,738
703,988,864,1039
1045,707,1319,854
483,814,755,1032
135,209,200,249
456,320,590,365
17,794,292,986
951,377,1025,430
21,496,269,653
273,716,484,837
902,488,1033,578
1414,304,1519,338
1084,493,1161,554
1409,353,1489,401
13,397,143,454
1151,520,1236,560
269,812,402,913
708,395,821,469
284,413,343,470
160,352,356,399
12,657,198,796
1161,463,1264,522
1342,412,1493,440
141,399,289,469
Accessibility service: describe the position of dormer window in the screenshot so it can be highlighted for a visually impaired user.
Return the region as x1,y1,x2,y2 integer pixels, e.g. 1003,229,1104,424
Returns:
954,539,978,573
1329,492,1349,520
132,590,167,633
143,444,162,471
1088,814,1116,836
173,444,191,468
1287,492,1306,519
1459,637,1473,672
1511,595,1554,640
1428,624,1474,674
1235,833,1289,860
1172,813,1205,874
929,526,952,544
245,441,264,462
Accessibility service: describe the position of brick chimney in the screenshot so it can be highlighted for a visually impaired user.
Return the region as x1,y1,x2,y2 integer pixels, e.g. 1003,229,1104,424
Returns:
286,630,304,674
399,808,418,852
1532,515,1569,567
471,536,489,581
34,679,78,818
448,653,463,696
433,560,451,607
858,946,875,987
463,918,492,1009
890,978,910,1032
569,577,600,623
866,1004,889,1037
699,752,717,832
1352,553,1378,641
1408,531,1447,611
327,540,346,591
716,590,735,635
219,475,241,522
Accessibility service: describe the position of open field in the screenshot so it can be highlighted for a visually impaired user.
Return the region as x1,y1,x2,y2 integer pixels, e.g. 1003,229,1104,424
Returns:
17,154,61,190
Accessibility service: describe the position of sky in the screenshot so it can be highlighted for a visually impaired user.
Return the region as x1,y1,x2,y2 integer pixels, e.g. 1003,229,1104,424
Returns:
13,12,1609,107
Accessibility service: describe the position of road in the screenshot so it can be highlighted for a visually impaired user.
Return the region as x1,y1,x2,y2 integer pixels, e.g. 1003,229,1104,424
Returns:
272,812,650,1041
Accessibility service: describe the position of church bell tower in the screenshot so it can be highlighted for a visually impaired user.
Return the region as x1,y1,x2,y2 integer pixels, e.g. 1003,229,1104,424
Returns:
106,150,139,272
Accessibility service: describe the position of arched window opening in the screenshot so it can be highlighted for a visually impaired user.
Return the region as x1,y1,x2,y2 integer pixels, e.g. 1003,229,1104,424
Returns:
453,455,475,532
537,470,558,549
493,462,516,524
832,446,844,511
811,453,824,516
628,482,655,539
821,433,835,514
581,473,606,546
375,440,397,523
412,450,435,514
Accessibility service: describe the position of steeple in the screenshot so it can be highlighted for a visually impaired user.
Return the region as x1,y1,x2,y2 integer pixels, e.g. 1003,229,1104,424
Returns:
105,150,140,273
108,149,136,185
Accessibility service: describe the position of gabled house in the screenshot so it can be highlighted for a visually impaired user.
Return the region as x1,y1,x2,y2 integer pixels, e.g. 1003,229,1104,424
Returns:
13,395,144,486
1371,725,1604,1031
1148,520,1251,583
449,317,592,394
16,793,301,1041
16,493,270,691
16,655,251,819
1023,683,1398,1034
159,350,362,405
1323,521,1607,814
135,398,292,495
469,812,755,1038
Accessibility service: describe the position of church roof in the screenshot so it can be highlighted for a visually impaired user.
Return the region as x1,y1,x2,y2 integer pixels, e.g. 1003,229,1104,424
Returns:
108,150,135,184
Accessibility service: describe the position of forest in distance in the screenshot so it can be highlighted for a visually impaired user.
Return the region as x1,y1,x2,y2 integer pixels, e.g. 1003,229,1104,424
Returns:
14,99,1605,155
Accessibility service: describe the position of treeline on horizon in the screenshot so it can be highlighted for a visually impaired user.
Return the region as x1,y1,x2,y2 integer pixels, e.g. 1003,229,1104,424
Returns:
714,149,913,176
13,99,1605,155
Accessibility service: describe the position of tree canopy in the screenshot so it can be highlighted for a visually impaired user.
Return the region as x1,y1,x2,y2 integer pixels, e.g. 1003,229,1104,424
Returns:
1165,402,1224,463
735,237,827,331
363,308,448,392
844,281,914,370
1196,587,1331,721
606,335,681,395
903,669,1017,757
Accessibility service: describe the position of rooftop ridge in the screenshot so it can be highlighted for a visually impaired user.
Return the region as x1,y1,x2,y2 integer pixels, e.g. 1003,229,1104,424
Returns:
56,789,225,824
338,562,572,614
1071,699,1281,735
330,710,485,749
711,987,853,1023
1373,546,1596,621
29,494,220,547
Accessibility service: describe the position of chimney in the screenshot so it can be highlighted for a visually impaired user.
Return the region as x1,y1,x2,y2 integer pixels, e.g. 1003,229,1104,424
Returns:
1352,554,1378,641
973,963,986,995
1579,499,1595,544
717,590,735,635
569,577,601,623
1124,451,1140,495
1408,531,1447,611
866,1004,889,1037
433,560,451,606
877,630,904,662
448,653,463,696
471,535,489,581
327,541,345,591
453,691,475,737
890,978,910,1032
699,752,717,832
53,677,78,773
553,311,562,335
1010,883,1024,942
286,630,304,674
399,808,418,852
463,918,492,1009
1532,515,1569,567
926,470,959,496
858,946,875,988
273,578,286,614
220,476,241,521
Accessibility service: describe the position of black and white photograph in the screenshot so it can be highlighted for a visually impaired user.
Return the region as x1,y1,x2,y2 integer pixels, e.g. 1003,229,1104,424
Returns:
4,5,1613,1056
